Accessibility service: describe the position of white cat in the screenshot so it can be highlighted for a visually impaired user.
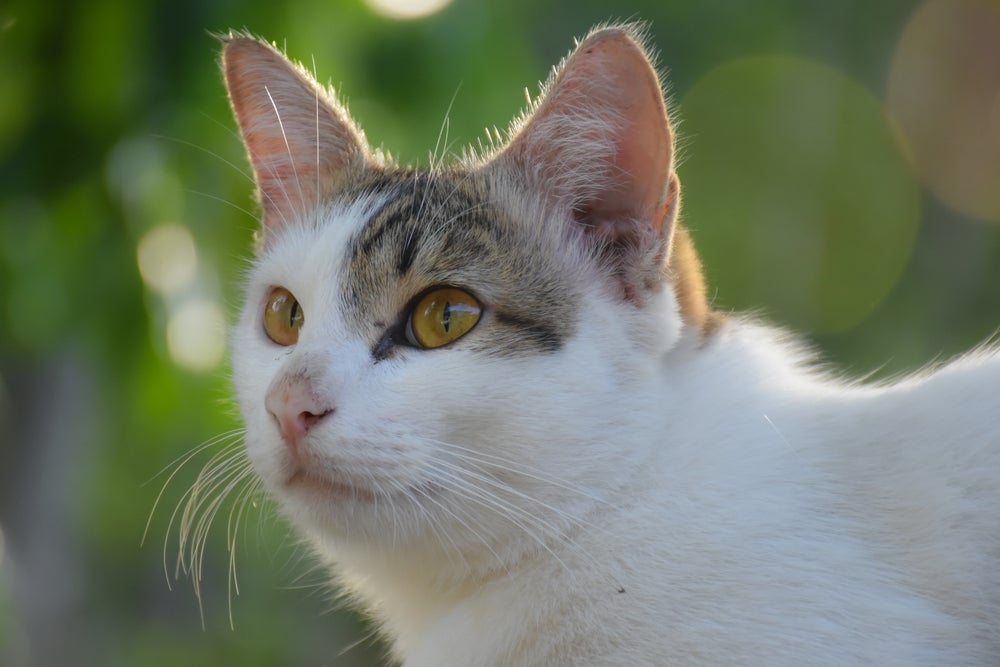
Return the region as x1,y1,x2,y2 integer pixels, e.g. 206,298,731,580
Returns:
219,24,1000,665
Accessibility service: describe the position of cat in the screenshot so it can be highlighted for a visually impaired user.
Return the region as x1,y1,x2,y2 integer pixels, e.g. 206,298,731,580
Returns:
217,23,1000,666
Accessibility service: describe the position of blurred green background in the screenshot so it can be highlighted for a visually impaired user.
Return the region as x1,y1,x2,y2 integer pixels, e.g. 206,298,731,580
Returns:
1,0,998,665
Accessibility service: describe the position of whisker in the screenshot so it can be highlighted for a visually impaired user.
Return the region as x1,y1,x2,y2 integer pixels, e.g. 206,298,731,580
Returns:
312,54,321,221
150,134,256,185
183,461,255,624
144,429,244,551
264,85,306,228
430,453,593,537
407,482,485,573
426,463,577,577
382,447,579,575
429,83,462,171
149,429,256,627
225,474,264,629
336,622,387,659
382,440,616,578
156,116,293,234
144,428,245,486
197,109,249,144
180,453,253,576
425,437,624,509
183,188,260,220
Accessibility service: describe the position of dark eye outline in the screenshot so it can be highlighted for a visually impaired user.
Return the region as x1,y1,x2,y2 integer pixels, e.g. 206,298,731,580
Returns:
372,285,484,360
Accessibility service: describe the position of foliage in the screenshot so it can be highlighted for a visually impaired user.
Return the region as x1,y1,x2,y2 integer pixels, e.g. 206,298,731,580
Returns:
0,0,997,665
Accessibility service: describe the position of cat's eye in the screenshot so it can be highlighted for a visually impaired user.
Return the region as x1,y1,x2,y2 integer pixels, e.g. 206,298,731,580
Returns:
263,287,304,346
407,288,481,349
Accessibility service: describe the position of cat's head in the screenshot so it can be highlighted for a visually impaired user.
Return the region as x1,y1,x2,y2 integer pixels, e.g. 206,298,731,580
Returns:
224,25,717,572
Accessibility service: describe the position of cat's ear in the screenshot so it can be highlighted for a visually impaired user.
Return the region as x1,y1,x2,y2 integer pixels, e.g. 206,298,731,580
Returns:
222,35,367,234
494,27,681,302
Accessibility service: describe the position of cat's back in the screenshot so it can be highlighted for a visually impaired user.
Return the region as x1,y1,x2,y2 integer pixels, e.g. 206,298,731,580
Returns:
832,347,1000,649
606,327,1000,665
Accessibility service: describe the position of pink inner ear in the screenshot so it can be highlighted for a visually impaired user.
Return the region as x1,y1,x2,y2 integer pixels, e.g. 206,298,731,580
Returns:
223,37,365,234
579,39,673,234
505,28,676,243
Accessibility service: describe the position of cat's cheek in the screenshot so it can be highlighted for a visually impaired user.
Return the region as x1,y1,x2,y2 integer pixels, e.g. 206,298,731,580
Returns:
230,337,294,487
239,426,293,497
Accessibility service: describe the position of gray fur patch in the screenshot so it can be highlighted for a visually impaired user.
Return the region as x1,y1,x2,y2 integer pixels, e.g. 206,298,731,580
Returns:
336,168,577,358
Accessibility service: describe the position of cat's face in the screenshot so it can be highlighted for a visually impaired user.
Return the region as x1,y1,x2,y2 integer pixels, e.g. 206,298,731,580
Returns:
224,27,707,567
232,169,655,557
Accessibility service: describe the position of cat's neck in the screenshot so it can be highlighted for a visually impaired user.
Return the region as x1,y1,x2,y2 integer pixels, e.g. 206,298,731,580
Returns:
315,303,812,617
304,306,999,664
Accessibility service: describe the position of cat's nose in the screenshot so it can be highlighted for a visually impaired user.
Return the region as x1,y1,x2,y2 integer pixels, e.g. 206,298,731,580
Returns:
265,375,333,449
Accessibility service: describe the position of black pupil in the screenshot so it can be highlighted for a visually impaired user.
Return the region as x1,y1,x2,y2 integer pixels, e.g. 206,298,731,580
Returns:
442,301,451,332
290,301,300,327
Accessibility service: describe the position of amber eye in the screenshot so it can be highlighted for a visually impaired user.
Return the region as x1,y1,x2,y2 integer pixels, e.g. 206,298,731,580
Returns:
407,288,481,349
263,287,304,346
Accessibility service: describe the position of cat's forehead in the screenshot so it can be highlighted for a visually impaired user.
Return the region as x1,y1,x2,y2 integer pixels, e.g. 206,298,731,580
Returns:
334,166,581,355
346,168,497,280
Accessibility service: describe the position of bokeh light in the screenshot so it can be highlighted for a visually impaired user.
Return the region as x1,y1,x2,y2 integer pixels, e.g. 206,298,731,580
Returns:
136,224,198,295
364,0,453,21
680,56,921,333
887,0,1000,222
166,298,227,372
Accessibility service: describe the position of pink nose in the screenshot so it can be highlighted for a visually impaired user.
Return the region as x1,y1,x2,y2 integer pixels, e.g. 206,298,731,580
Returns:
265,375,333,449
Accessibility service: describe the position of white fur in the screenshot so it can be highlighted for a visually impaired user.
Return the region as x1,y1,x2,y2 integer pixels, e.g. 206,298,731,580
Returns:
231,202,1000,664
223,27,1000,667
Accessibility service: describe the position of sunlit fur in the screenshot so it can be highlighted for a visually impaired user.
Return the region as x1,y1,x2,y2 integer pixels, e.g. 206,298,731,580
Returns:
215,24,999,666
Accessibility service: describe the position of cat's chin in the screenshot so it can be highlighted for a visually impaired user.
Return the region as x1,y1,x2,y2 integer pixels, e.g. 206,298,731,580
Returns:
283,467,377,504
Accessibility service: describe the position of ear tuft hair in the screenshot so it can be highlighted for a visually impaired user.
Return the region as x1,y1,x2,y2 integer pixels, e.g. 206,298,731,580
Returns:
222,35,371,237
485,26,718,329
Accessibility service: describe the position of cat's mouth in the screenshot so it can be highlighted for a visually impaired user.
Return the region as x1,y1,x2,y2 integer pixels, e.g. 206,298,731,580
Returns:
285,468,376,502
